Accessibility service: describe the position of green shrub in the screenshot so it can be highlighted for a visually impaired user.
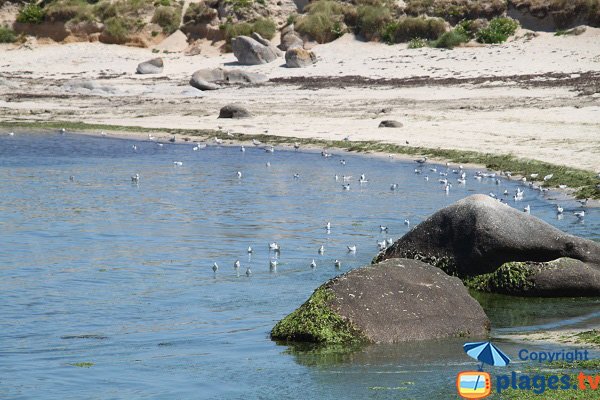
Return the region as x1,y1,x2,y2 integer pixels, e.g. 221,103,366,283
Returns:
0,26,17,43
404,0,506,24
432,29,468,48
295,0,355,43
223,17,276,43
152,6,181,34
476,16,518,44
16,3,45,24
183,2,217,24
104,16,134,42
356,4,392,40
382,16,446,43
44,0,94,23
225,0,252,11
407,37,427,48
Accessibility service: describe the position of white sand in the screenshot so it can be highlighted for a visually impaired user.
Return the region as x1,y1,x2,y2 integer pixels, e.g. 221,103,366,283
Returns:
1,29,599,171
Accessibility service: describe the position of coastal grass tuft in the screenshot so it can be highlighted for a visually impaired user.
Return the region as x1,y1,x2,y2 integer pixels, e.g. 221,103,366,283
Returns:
222,17,276,43
151,5,181,34
2,120,598,199
295,0,355,43
271,286,366,344
431,29,469,48
0,26,17,43
381,16,446,44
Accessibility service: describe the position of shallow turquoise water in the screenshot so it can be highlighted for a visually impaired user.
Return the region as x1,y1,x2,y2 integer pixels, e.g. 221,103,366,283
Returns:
0,132,598,399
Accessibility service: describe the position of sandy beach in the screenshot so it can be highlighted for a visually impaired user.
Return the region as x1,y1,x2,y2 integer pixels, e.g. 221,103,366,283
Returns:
1,29,600,173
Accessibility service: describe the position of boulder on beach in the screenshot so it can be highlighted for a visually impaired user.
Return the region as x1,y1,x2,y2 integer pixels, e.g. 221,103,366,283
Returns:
153,30,188,52
378,120,403,128
271,258,490,344
218,104,251,119
285,48,317,68
231,35,279,65
279,24,303,51
375,194,600,278
189,68,268,91
467,258,600,297
136,57,164,74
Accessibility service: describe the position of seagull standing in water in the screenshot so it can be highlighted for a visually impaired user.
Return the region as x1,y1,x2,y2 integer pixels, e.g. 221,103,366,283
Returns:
294,142,300,151
269,242,280,252
60,128,66,134
310,259,317,269
247,246,253,254
318,245,325,254
523,205,531,214
169,135,176,143
246,267,252,276
325,221,331,231
212,263,219,273
240,145,245,152
252,139,261,146
237,171,242,179
234,260,240,270
8,132,14,136
415,156,428,164
556,205,564,214
404,219,410,226
131,173,140,183
270,260,277,271
347,245,356,253
390,183,399,191
574,211,585,219
334,260,341,269
380,225,388,232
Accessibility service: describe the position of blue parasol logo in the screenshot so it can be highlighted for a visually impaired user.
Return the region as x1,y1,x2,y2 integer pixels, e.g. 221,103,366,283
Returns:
463,341,511,371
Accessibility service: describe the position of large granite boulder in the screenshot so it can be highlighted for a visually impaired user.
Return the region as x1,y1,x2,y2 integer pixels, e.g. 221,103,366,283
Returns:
218,104,250,119
136,57,164,74
467,258,600,297
376,194,600,277
271,258,490,344
189,68,268,91
285,48,317,68
232,34,279,65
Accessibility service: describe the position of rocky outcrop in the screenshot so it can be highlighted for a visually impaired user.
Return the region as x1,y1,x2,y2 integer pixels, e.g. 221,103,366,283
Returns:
231,35,279,65
271,258,490,344
378,120,403,128
285,47,317,68
376,194,600,277
467,258,600,297
136,57,164,74
218,104,250,119
189,68,268,90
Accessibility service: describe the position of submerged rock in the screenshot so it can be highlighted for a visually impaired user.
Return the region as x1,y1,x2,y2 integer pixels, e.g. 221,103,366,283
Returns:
136,57,164,74
271,258,490,344
218,104,250,119
466,258,600,297
376,194,600,277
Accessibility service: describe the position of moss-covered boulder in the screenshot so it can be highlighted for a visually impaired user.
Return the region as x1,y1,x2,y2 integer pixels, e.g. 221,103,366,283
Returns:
466,258,600,297
376,195,600,277
271,258,490,344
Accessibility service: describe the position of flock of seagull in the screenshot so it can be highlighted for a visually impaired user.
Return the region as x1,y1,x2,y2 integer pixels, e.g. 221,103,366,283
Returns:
4,129,594,276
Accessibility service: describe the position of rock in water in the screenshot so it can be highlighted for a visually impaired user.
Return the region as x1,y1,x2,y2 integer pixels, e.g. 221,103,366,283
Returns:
231,35,279,65
136,57,164,74
376,194,600,277
285,48,317,68
271,258,489,344
378,120,403,128
218,104,250,119
467,258,600,297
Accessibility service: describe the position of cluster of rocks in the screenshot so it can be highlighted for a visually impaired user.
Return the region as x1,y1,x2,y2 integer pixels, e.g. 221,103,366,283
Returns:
272,195,600,345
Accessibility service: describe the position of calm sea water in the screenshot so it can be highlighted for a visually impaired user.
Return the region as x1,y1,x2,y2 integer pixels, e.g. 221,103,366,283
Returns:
0,132,598,399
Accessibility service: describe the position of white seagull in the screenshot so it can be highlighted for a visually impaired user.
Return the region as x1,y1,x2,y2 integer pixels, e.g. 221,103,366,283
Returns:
347,245,357,253
310,259,317,268
334,260,341,269
237,171,242,179
212,262,219,273
240,145,245,152
556,205,564,214
574,211,585,219
234,260,240,270
318,245,325,254
131,173,140,183
247,246,253,254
